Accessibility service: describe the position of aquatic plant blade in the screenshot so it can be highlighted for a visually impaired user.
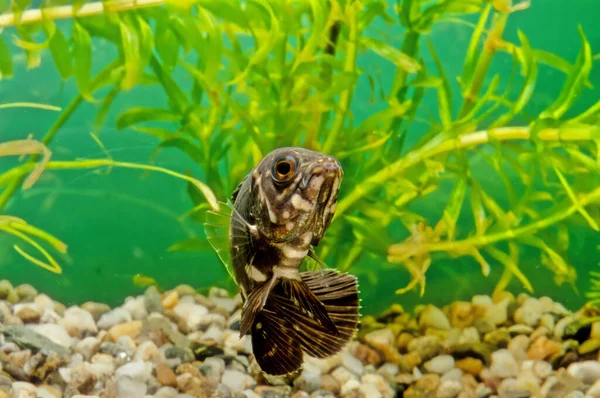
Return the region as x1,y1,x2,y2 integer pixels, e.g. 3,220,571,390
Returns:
0,36,14,78
0,139,52,189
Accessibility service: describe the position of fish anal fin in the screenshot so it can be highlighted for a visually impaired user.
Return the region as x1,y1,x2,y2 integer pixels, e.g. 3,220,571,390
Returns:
251,308,303,376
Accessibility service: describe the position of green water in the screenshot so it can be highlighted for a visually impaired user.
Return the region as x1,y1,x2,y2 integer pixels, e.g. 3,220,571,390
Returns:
1,0,599,315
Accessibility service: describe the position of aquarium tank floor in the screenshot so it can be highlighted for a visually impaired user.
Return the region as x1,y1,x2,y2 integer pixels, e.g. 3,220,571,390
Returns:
1,0,600,396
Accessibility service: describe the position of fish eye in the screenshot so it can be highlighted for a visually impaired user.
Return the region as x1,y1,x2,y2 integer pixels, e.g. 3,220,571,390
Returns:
272,155,296,183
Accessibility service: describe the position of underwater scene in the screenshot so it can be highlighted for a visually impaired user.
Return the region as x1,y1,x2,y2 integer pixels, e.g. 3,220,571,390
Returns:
1,0,600,397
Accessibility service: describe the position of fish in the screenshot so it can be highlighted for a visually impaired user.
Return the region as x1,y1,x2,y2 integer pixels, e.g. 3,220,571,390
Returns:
205,147,360,376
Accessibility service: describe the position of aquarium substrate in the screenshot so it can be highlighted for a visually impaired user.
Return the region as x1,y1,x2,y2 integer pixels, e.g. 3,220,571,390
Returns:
1,281,600,398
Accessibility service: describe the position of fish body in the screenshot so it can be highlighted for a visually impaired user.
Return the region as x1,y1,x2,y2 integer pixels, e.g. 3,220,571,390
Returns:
227,147,360,375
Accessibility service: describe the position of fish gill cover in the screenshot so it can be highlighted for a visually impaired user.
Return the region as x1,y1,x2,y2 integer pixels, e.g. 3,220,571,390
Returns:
0,0,599,313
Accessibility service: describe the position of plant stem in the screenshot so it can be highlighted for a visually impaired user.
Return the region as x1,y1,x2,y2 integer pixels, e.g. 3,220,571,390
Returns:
335,124,600,217
458,12,508,118
385,30,420,133
0,158,219,211
0,0,164,28
0,63,117,210
322,1,359,154
388,186,600,258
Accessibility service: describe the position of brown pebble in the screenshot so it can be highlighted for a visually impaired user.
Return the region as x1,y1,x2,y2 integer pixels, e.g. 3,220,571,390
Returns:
351,343,382,365
156,363,177,387
70,365,97,394
15,307,41,323
527,336,561,360
108,320,143,341
455,357,483,375
396,333,414,352
399,352,422,373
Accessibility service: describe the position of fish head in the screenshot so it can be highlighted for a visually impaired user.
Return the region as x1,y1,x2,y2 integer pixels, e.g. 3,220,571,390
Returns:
251,147,343,245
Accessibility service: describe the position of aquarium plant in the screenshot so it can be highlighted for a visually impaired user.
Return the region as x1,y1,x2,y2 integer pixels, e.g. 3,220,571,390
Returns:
0,0,599,310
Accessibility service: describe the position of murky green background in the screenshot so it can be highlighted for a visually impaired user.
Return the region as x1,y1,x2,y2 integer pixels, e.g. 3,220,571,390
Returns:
1,0,599,315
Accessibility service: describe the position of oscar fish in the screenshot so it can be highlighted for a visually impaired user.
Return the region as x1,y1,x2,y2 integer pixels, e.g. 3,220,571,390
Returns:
207,147,360,376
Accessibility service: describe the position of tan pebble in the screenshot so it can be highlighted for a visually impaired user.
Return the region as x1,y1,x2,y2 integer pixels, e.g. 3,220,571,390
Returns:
161,291,179,309
0,390,8,398
15,307,41,323
591,322,600,340
350,342,382,365
107,320,143,341
399,352,421,372
396,333,414,352
527,336,561,360
156,363,177,387
321,374,340,394
37,384,62,398
455,357,483,376
176,362,203,378
449,301,474,328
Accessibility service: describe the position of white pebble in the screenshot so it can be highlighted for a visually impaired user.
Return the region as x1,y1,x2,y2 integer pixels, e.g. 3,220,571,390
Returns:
9,382,37,398
60,306,98,337
567,360,600,385
341,351,364,376
97,308,132,329
75,337,101,360
123,296,148,320
28,323,74,348
437,380,462,398
340,378,361,395
587,379,600,397
424,355,455,374
116,377,147,398
419,305,451,330
221,369,256,393
490,349,519,379
116,360,153,383
134,340,163,363
155,387,179,398
173,302,208,331
358,382,382,398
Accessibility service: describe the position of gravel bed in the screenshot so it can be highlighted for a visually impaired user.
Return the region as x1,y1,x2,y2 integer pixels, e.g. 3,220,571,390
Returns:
1,280,600,398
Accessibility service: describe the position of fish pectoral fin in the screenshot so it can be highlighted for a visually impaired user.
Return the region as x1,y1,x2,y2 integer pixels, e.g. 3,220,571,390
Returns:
239,274,280,337
307,247,327,270
269,270,360,359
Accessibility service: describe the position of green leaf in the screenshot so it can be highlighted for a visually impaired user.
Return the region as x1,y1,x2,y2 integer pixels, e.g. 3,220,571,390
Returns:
155,18,180,71
167,237,212,252
460,3,491,93
72,21,93,101
361,37,421,73
197,0,249,29
158,138,205,164
119,14,153,90
115,107,181,130
426,39,452,128
0,36,14,78
355,101,411,133
485,246,533,293
442,177,467,240
46,23,72,80
94,82,122,133
541,26,593,120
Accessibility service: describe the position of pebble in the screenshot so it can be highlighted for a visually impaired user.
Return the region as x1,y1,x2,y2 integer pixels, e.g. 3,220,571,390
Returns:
4,282,600,398
424,355,454,374
60,307,98,338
